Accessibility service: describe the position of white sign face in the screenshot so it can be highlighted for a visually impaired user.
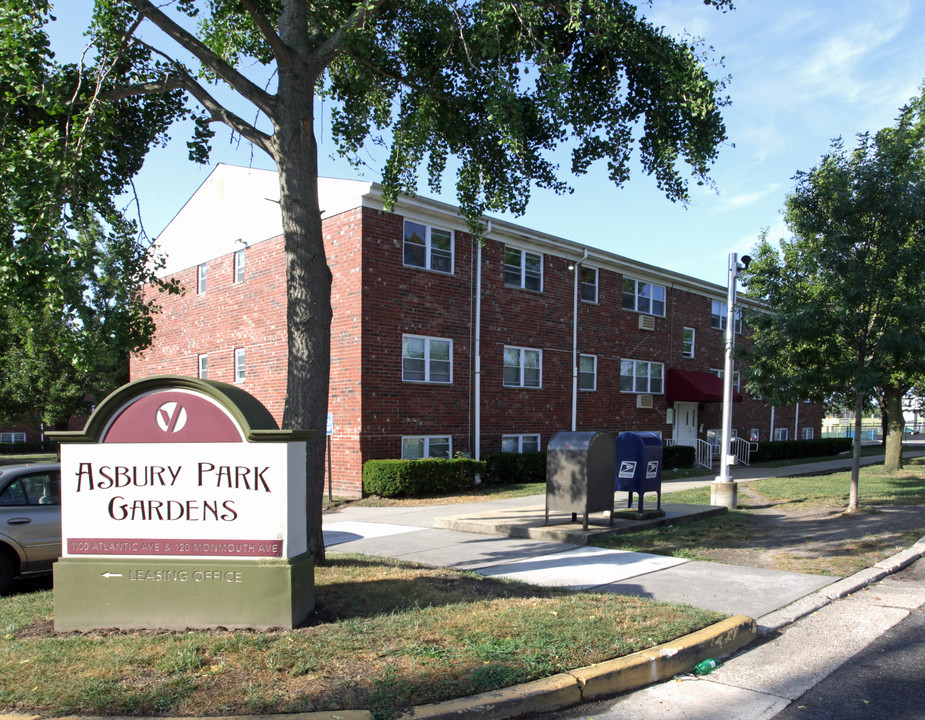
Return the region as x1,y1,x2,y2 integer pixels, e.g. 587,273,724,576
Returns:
646,460,660,478
618,460,637,478
60,442,307,560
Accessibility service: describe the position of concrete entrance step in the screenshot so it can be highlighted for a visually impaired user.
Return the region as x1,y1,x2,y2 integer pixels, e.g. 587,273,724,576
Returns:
434,502,726,546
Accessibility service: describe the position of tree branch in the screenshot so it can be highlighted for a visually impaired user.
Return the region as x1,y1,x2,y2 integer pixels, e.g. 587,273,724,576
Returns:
126,0,276,119
311,0,390,68
239,0,292,68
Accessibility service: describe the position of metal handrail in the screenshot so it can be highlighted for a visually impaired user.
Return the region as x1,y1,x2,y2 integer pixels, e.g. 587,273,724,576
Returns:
732,437,757,466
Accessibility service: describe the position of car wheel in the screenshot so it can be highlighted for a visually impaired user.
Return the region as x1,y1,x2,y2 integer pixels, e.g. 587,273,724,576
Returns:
0,553,14,595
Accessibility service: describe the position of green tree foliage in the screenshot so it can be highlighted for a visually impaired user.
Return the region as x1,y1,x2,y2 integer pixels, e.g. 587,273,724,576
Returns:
71,0,730,560
744,87,925,509
0,0,184,425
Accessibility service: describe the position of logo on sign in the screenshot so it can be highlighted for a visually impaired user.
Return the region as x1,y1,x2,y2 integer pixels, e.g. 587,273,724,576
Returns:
155,401,188,433
646,460,660,478
618,460,637,478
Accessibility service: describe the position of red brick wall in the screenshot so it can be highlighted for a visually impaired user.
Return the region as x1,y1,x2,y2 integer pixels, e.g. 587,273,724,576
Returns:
133,203,824,497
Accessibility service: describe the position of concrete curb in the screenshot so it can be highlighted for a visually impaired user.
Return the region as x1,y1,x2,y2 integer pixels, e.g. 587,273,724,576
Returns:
757,534,925,635
398,615,757,720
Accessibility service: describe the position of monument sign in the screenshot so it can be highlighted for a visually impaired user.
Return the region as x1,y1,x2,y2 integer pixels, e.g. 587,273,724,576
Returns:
51,375,315,631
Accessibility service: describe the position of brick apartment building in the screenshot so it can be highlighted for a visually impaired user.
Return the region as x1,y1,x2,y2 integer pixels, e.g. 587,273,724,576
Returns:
131,164,822,496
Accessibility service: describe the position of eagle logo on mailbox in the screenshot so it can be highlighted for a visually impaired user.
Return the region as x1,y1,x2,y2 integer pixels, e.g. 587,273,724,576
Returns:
618,460,636,478
646,460,659,478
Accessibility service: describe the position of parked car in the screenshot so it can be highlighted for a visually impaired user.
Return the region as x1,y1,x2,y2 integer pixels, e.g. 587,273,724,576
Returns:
0,463,61,594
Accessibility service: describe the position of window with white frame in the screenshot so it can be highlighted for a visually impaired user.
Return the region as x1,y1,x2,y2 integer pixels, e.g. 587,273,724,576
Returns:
682,327,695,358
504,346,542,387
402,435,451,459
402,335,452,383
403,220,453,273
801,427,814,440
234,248,245,284
711,300,743,333
197,263,207,294
198,354,208,380
707,428,737,454
234,348,246,383
775,428,789,441
749,428,760,442
501,434,541,453
0,432,26,444
622,277,665,316
579,354,596,390
620,359,664,393
504,247,542,291
711,368,741,391
580,266,598,302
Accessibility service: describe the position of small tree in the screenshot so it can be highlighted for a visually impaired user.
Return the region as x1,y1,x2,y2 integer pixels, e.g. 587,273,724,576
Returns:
744,87,925,511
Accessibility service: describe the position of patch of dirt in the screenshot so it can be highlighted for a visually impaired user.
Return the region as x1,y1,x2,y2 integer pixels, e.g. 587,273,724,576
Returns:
698,484,925,575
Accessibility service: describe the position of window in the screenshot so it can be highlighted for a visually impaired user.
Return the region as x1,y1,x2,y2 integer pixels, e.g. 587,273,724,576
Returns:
622,278,665,316
504,247,542,291
711,368,741,391
711,300,743,333
0,471,59,506
504,346,542,387
775,428,789,441
502,434,541,453
197,263,207,294
580,266,598,302
234,248,245,284
707,428,737,455
402,335,452,383
0,432,26,444
198,354,208,380
749,428,760,442
682,327,695,358
579,354,597,390
620,359,664,393
403,221,453,273
234,348,246,383
801,428,814,440
402,436,451,459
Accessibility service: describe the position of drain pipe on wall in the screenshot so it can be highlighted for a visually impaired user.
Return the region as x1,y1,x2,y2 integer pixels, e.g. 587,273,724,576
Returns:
571,249,588,431
474,222,487,461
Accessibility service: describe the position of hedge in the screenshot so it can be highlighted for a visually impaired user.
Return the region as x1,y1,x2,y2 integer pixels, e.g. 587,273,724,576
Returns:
663,444,695,469
363,458,485,498
482,451,547,484
0,441,59,456
750,437,852,463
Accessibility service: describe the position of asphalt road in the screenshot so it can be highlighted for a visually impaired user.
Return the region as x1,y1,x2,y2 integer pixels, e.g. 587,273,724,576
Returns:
773,559,925,720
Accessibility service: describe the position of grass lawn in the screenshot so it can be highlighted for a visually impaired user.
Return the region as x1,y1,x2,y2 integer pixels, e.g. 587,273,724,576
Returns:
0,557,722,720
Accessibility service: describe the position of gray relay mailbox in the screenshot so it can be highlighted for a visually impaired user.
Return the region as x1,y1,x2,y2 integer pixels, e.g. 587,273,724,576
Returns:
545,431,615,530
614,431,663,516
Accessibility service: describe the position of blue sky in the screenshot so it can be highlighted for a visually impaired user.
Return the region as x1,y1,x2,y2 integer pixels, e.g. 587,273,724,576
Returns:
48,1,925,286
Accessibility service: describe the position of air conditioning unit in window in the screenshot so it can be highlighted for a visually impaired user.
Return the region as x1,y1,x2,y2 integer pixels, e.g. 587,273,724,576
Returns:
638,315,656,331
636,394,654,409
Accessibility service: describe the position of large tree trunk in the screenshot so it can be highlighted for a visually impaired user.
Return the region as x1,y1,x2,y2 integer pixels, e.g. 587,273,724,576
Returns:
881,386,906,473
273,34,331,563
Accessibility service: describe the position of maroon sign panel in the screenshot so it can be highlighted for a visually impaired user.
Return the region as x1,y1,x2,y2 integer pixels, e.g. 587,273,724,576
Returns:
103,390,243,443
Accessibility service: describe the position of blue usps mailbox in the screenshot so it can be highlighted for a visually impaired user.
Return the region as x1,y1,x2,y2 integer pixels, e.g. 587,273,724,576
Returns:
614,431,663,515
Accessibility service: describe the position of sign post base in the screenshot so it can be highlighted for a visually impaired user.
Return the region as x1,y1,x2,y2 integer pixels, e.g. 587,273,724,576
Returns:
53,552,314,631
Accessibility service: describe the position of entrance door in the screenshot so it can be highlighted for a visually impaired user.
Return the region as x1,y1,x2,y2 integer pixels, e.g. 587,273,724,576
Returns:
673,402,698,446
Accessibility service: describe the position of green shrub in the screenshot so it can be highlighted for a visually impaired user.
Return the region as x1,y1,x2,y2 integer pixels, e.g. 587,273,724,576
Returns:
0,441,58,455
482,451,547,484
662,444,695,469
363,458,485,498
750,437,852,463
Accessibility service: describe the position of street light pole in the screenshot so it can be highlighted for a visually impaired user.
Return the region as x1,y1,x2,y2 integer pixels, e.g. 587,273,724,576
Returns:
712,252,749,509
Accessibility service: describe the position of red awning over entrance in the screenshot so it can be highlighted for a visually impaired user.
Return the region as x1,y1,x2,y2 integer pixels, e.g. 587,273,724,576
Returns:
666,369,743,404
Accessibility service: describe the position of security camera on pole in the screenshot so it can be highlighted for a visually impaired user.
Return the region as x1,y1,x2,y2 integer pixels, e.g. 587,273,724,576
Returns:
711,252,750,509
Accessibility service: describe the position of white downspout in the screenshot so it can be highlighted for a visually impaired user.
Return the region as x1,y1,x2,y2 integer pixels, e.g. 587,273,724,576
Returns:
571,249,588,431
794,401,800,440
770,405,776,441
475,222,486,460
